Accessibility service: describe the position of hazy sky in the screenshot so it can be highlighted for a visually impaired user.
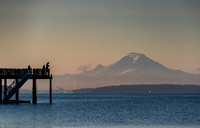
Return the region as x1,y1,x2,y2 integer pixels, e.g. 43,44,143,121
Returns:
0,0,200,75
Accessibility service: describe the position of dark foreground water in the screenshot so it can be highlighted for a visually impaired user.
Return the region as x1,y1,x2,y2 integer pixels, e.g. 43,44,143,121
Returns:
0,93,200,128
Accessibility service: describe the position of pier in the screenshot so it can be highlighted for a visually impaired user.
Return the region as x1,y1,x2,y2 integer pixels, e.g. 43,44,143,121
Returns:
0,63,53,104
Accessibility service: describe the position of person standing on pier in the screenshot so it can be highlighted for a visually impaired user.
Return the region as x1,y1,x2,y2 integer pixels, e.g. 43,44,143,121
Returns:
46,62,50,76
42,65,46,75
28,65,31,70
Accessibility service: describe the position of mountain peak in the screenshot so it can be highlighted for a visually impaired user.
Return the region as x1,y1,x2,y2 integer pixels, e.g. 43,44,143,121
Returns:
117,52,146,65
94,64,105,71
127,52,143,57
126,52,146,61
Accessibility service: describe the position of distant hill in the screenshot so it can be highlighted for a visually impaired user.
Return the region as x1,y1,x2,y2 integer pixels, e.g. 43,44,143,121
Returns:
53,52,200,90
72,84,200,93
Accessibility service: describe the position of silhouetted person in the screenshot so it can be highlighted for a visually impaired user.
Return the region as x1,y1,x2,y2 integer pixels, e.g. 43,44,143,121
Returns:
46,62,49,76
28,65,30,70
42,65,45,75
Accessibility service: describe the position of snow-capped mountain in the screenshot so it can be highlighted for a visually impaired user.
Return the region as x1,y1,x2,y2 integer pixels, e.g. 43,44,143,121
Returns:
80,52,195,79
81,52,171,77
53,52,200,90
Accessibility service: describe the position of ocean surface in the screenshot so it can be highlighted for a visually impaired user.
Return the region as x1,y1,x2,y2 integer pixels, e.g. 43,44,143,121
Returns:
0,93,200,128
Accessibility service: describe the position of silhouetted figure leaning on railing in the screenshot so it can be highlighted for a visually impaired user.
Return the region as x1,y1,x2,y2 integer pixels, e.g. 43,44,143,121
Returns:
46,62,50,76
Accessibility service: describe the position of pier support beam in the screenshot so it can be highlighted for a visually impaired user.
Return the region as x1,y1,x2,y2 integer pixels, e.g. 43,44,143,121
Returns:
50,78,52,104
0,79,2,101
32,79,37,104
4,79,7,101
15,79,19,101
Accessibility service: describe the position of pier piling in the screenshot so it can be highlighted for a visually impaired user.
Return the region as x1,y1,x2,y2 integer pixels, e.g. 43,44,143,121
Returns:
32,79,37,104
50,76,52,104
4,79,7,101
0,79,2,101
15,79,19,101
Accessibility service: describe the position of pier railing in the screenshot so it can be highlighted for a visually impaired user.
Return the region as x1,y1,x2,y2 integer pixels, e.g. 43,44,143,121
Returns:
0,68,50,78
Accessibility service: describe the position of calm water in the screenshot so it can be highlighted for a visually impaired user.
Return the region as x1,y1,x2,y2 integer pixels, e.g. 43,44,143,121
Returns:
0,93,200,128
